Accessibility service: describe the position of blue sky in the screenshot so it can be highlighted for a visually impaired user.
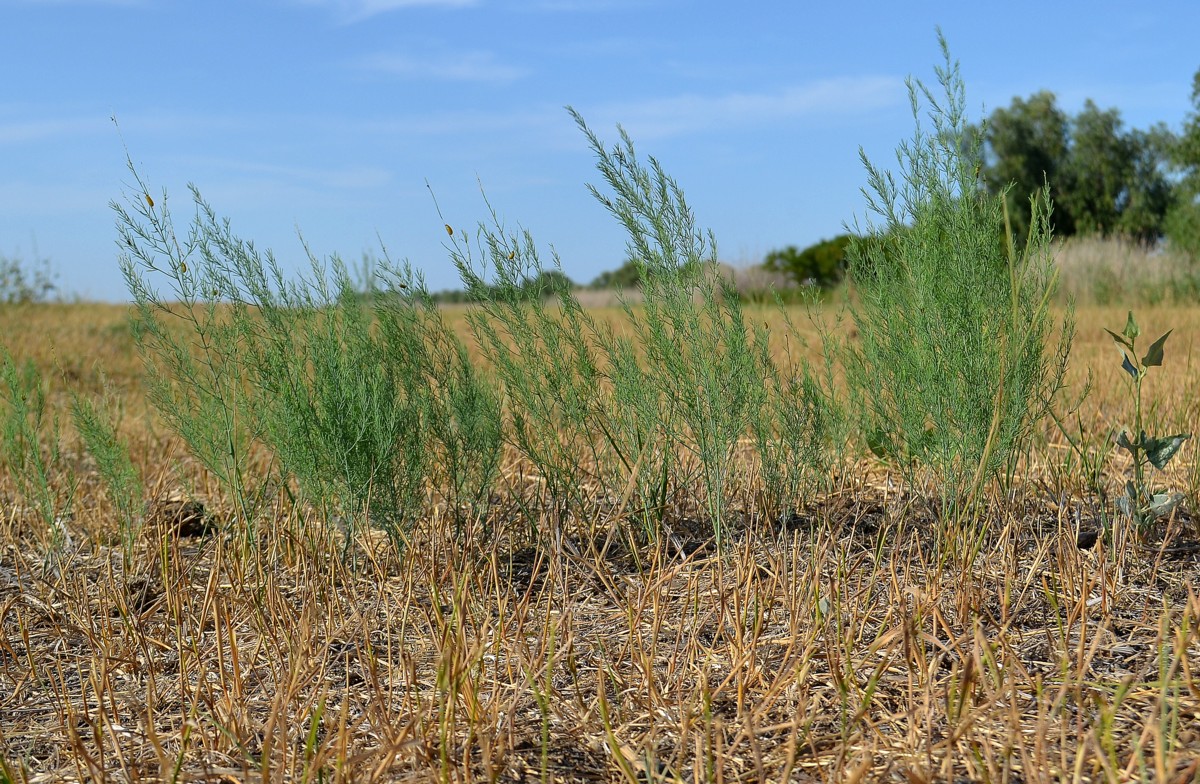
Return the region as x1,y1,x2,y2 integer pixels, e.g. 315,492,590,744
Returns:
2,0,1198,301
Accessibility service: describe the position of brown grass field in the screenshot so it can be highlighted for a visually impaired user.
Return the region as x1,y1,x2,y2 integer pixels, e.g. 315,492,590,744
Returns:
1,299,1199,783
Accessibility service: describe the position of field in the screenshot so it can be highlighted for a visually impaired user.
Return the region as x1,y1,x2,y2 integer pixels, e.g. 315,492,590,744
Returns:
1,297,1199,784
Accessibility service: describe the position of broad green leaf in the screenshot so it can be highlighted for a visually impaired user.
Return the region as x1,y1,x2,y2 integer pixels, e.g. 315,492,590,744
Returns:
1115,429,1135,452
866,428,893,460
1120,354,1138,379
1143,433,1191,470
1148,492,1183,520
1141,329,1173,368
1123,311,1140,341
1104,327,1133,352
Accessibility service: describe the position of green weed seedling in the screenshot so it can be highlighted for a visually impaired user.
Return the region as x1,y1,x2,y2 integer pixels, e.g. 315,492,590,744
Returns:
1105,311,1192,534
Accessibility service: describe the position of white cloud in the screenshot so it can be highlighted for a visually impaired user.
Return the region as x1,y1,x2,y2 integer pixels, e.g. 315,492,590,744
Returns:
295,0,477,23
171,156,393,191
530,0,647,10
310,76,903,145
356,50,528,82
584,76,906,139
0,179,116,213
0,117,108,144
340,106,561,137
2,0,145,5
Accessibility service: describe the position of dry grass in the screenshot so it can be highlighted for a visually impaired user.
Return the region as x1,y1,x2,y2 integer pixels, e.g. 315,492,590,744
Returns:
2,302,1200,783
567,264,799,310
1053,236,1200,307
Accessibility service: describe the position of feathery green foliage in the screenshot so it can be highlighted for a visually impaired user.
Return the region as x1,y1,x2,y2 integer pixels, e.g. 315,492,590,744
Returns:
114,109,837,553
445,203,613,528
116,165,501,553
442,114,833,545
0,343,72,539
751,303,839,522
115,179,261,533
846,32,1073,517
574,109,776,543
236,258,430,547
376,263,503,533
69,380,143,564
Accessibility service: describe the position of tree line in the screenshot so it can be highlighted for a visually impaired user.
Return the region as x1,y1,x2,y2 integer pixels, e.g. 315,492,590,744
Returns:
766,67,1200,288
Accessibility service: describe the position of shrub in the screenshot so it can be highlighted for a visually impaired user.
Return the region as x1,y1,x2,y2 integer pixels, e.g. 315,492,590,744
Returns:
520,269,574,298
588,259,642,289
69,381,143,565
445,203,616,529
574,109,776,543
846,33,1073,520
762,235,852,288
113,115,837,555
115,169,500,553
443,112,833,546
0,343,73,542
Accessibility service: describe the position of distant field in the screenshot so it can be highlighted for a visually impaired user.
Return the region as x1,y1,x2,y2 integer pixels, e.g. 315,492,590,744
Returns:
1,298,1199,782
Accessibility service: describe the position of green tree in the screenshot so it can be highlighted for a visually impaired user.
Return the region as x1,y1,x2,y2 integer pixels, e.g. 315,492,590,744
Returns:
588,258,642,289
1119,125,1175,243
1060,100,1132,236
980,92,1172,244
521,268,574,298
1059,101,1171,242
978,91,1072,240
1167,69,1200,258
1173,69,1200,194
762,234,852,288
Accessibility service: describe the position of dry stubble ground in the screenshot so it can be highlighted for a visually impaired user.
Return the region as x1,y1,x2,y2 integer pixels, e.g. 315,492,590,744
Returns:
0,301,1199,783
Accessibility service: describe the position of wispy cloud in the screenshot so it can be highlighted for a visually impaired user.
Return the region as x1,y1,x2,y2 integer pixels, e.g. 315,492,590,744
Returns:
339,106,562,138
0,117,108,145
356,50,529,82
3,0,146,6
0,179,117,214
318,77,903,143
583,76,906,139
295,0,477,23
171,156,393,191
530,0,648,10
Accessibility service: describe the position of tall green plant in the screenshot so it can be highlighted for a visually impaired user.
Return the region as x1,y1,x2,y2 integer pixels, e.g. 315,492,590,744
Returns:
846,33,1073,519
116,161,498,553
752,303,840,523
572,110,770,543
445,204,614,527
237,257,431,547
69,381,143,565
115,173,261,533
0,344,72,543
375,262,503,533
